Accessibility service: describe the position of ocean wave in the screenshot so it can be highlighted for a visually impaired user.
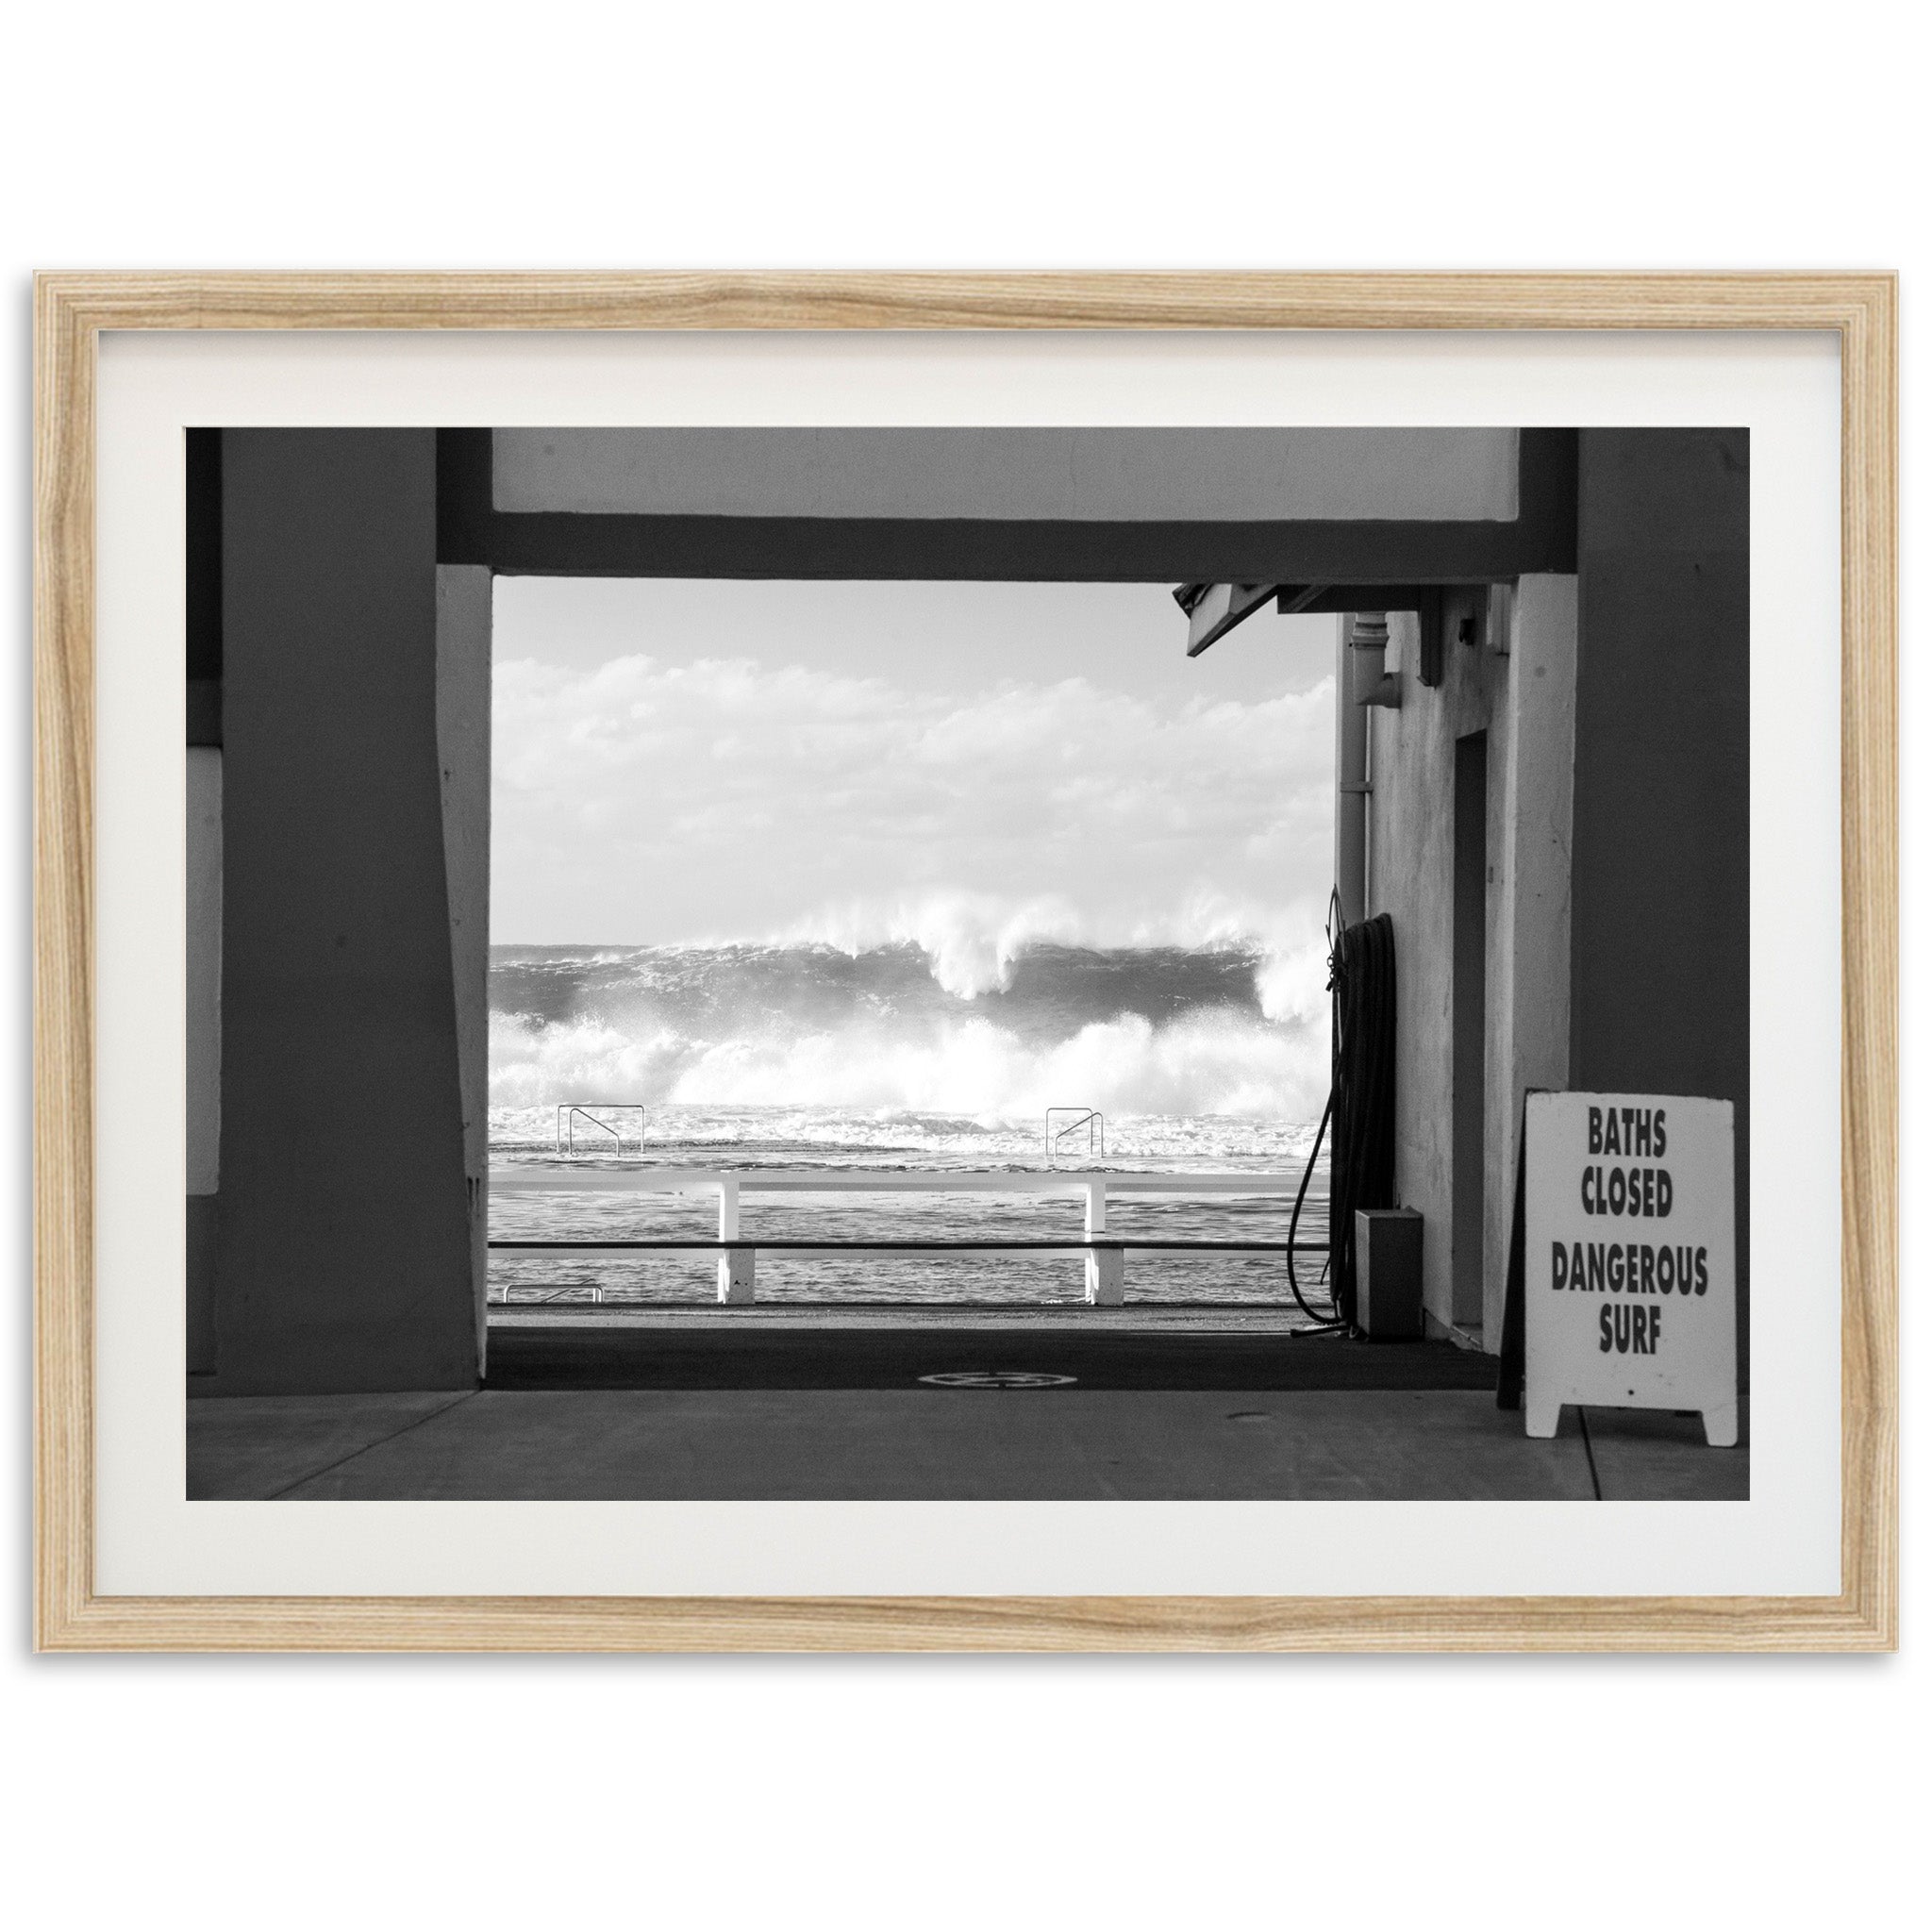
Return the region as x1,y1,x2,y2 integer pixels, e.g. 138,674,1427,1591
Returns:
488,937,1333,1145
774,887,1329,1004
776,891,1079,997
490,935,1324,1041
490,1005,1325,1122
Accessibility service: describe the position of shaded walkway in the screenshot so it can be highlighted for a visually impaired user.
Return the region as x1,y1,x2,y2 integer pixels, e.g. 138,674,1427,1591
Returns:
187,1325,1745,1502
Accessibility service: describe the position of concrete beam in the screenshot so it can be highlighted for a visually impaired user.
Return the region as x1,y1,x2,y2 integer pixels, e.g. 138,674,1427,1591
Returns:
439,429,1579,583
495,427,1521,524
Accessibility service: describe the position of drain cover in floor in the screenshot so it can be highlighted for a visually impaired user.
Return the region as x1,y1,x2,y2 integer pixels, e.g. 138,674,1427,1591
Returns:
918,1371,1077,1389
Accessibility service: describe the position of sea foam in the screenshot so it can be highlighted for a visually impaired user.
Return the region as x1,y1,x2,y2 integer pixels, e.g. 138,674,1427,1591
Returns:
489,939,1327,1130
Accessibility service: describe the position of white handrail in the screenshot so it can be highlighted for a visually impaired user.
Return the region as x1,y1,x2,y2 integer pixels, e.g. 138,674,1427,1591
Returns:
490,1165,1317,1309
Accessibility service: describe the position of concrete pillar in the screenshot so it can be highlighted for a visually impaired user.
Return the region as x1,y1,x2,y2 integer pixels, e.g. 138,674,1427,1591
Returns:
1571,428,1750,1413
717,1179,754,1303
1083,1179,1124,1306
437,567,492,1372
1570,433,1748,1091
211,430,475,1393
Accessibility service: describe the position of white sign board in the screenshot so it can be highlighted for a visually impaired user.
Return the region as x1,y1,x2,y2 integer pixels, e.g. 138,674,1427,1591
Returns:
1524,1091,1737,1445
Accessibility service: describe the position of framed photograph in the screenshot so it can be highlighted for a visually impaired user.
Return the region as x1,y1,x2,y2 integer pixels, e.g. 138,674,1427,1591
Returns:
34,274,1895,1650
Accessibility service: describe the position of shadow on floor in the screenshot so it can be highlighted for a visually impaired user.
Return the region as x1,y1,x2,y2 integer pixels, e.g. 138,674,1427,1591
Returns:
480,1326,1501,1392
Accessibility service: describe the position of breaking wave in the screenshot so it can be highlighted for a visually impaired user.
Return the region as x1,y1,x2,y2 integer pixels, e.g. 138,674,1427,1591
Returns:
489,940,1328,1145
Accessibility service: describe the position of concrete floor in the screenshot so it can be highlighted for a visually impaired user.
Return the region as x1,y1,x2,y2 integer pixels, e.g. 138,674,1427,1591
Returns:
187,1386,1747,1502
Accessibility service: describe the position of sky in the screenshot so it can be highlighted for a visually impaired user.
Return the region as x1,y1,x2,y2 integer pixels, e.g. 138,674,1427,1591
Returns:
491,577,1337,978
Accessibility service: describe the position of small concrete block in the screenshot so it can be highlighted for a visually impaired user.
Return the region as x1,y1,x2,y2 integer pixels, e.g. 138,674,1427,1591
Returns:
1356,1208,1424,1340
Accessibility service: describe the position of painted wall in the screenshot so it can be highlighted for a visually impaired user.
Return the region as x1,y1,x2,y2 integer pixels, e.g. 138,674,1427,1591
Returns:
1364,577,1577,1341
1483,578,1577,1341
495,426,1520,524
209,430,475,1394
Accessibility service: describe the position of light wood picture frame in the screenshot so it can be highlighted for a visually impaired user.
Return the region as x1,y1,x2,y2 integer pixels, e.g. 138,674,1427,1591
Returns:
34,273,1897,1651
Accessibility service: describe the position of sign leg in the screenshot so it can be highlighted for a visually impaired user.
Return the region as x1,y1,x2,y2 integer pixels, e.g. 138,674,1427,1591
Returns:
1701,1401,1738,1449
1524,1394,1563,1440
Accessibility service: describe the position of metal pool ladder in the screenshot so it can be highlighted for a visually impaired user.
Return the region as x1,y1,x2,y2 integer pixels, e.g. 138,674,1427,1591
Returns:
555,1104,646,1158
1044,1108,1105,1161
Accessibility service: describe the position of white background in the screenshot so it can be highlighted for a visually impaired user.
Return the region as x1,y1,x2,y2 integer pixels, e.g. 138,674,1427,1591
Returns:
2,4,1923,1928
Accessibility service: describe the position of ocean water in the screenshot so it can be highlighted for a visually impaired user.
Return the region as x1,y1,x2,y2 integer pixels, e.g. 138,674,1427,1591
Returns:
489,941,1332,1309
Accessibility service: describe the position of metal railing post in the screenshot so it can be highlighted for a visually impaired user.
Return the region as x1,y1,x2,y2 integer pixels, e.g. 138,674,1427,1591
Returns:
1084,1177,1124,1306
716,1176,754,1304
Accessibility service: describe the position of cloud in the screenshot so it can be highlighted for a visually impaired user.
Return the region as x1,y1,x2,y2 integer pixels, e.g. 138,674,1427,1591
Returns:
493,652,1335,949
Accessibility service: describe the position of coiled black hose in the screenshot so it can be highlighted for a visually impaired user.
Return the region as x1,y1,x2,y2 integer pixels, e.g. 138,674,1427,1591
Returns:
1282,906,1397,1330
1283,1088,1340,1325
1325,909,1399,1329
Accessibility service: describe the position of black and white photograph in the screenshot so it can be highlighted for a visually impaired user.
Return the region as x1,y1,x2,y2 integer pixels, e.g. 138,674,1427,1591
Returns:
12,0,1922,1911
182,423,1751,1504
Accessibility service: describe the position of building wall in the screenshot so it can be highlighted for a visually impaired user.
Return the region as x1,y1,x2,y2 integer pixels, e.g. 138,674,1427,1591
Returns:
1483,578,1578,1341
436,566,493,1371
186,746,222,1373
1364,576,1577,1341
185,432,224,1374
1362,430,1744,1360
186,749,224,1193
208,430,476,1394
